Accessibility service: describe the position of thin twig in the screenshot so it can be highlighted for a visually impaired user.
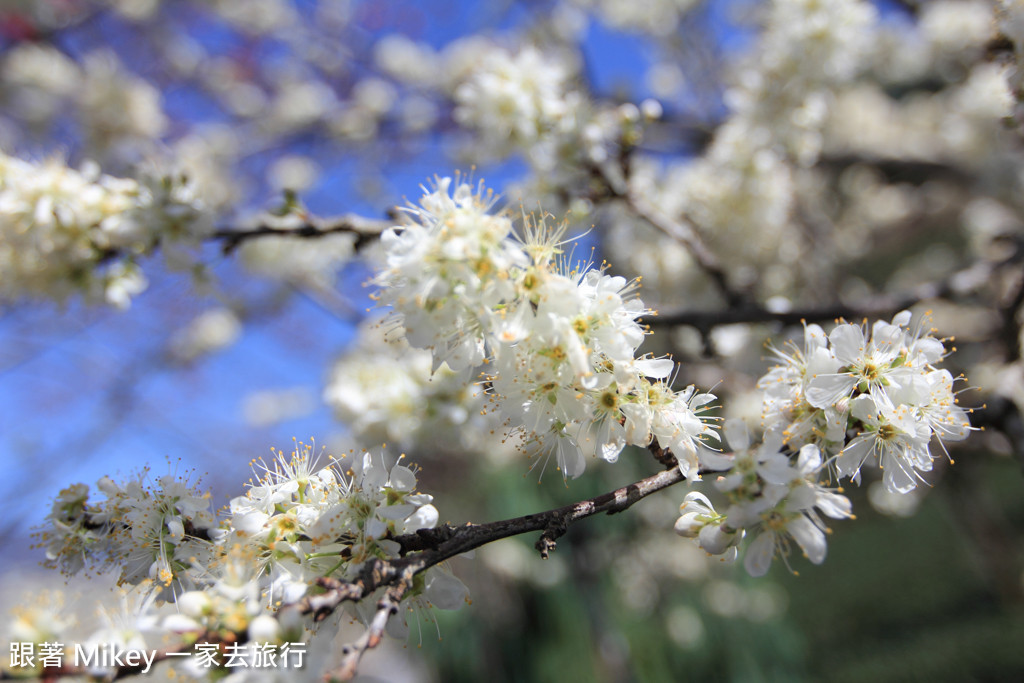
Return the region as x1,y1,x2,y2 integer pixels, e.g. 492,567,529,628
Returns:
329,574,413,681
591,162,745,307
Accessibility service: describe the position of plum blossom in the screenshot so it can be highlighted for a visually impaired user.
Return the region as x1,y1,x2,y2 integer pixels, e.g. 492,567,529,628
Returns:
375,178,717,478
759,311,972,493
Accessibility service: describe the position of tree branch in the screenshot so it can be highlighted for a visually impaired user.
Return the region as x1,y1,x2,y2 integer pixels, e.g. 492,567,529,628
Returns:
590,161,745,307
642,260,995,329
327,574,413,681
287,447,692,679
297,450,689,627
211,213,393,255
27,446,692,682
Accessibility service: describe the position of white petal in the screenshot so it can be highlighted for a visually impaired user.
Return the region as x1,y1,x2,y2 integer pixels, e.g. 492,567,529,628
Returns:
248,614,281,643
307,503,349,544
697,447,734,472
758,453,797,486
389,465,417,492
815,491,853,519
882,461,918,494
788,516,826,564
934,407,972,441
364,518,387,539
871,320,904,357
403,504,439,533
620,402,652,446
891,310,912,327
911,337,944,364
598,434,626,463
724,419,750,451
698,524,738,555
163,614,203,632
360,453,388,490
557,437,586,479
675,513,703,538
166,517,185,540
233,511,269,535
804,323,827,350
850,394,878,423
829,324,866,365
425,569,470,610
743,531,776,577
635,358,674,378
796,444,822,475
836,437,872,479
806,374,857,408
377,503,416,521
682,491,714,511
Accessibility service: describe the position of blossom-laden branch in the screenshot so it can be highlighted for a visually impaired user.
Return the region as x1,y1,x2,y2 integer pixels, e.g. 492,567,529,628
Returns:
0,152,393,308
643,283,955,331
297,452,690,679
14,329,974,681
10,177,977,682
341,448,688,571
0,154,211,308
18,442,692,682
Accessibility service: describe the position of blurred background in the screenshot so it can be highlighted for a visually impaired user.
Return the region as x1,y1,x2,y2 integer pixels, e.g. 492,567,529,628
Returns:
1,0,1023,680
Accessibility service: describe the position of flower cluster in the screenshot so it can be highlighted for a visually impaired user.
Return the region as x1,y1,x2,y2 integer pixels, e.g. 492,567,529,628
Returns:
675,421,852,577
36,469,217,590
670,311,973,577
569,0,699,36
39,442,459,607
374,178,718,478
0,152,210,307
30,442,467,678
324,319,493,454
454,46,575,155
730,0,877,165
452,44,659,187
374,177,527,371
608,0,880,304
224,445,445,603
759,311,972,493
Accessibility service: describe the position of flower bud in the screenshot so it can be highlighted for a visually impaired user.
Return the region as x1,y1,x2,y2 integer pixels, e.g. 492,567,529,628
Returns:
178,591,211,618
248,614,281,643
697,524,741,556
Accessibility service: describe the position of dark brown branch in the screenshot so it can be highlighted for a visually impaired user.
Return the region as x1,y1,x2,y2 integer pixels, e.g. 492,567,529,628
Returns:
309,442,687,676
643,264,975,329
211,213,393,255
302,455,688,606
1001,275,1024,363
818,154,975,187
886,0,921,16
648,440,680,470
